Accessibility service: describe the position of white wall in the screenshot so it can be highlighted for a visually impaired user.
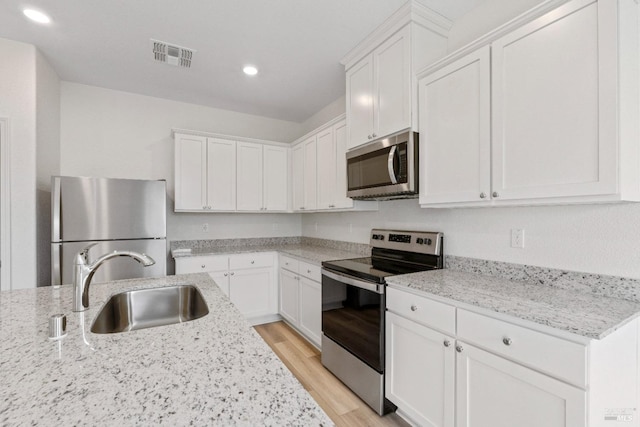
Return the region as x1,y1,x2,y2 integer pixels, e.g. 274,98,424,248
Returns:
60,82,303,249
0,38,37,289
35,50,60,287
298,95,346,136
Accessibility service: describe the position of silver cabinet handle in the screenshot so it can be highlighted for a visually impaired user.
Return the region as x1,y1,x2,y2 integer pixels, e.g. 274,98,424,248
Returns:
443,340,451,347
368,135,373,140
299,207,305,210
230,272,235,276
480,192,486,199
503,337,513,346
455,344,463,353
251,260,255,264
201,265,206,269
372,133,377,138
410,305,418,312
492,192,499,198
223,273,228,277
307,269,312,274
329,204,335,208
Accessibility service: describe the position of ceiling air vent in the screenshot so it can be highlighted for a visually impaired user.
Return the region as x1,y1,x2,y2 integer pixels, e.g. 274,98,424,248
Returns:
151,39,194,68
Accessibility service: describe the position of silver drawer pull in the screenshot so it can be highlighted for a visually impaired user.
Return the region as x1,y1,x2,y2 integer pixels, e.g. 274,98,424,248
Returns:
443,340,451,347
455,344,463,353
480,192,486,199
410,305,418,312
223,273,228,276
230,272,235,276
251,260,255,264
492,191,499,198
201,265,206,269
503,337,513,346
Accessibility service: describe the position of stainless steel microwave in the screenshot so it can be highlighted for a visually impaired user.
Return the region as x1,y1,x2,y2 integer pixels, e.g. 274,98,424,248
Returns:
346,131,418,200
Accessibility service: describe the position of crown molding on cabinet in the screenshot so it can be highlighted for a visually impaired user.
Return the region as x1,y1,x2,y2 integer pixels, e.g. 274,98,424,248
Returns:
291,113,346,146
171,128,289,147
340,0,452,70
416,0,573,80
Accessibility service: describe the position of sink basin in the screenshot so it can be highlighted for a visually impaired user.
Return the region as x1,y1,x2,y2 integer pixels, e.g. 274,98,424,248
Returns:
91,284,209,334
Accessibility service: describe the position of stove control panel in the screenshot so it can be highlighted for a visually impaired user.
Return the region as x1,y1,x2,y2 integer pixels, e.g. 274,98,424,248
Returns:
370,229,442,255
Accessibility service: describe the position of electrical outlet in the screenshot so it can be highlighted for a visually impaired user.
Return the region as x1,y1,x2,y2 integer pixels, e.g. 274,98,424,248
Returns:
511,228,524,248
203,223,209,232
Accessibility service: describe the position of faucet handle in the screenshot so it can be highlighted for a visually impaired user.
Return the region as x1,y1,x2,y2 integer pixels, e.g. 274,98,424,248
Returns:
77,243,98,262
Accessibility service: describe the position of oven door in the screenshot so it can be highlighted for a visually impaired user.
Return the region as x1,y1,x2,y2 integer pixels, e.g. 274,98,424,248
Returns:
321,268,385,373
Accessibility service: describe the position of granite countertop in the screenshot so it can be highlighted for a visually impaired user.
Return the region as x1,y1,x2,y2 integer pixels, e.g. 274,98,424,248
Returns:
172,244,365,265
386,269,640,340
0,274,332,426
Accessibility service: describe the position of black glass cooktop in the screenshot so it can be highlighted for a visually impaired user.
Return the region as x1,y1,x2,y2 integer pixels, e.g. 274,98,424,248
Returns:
322,251,440,284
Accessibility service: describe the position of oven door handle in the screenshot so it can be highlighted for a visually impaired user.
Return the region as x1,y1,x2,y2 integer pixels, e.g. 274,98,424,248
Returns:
321,268,384,294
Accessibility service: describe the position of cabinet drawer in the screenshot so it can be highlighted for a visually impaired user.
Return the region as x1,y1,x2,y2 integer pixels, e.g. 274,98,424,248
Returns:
229,252,274,270
299,261,321,281
280,255,299,272
386,287,456,336
457,309,587,388
175,255,228,274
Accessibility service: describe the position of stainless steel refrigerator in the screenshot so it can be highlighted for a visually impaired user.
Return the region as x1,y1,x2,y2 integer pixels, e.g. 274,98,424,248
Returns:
51,176,167,286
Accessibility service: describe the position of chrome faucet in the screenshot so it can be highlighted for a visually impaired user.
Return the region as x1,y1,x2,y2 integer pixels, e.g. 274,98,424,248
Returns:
72,246,155,312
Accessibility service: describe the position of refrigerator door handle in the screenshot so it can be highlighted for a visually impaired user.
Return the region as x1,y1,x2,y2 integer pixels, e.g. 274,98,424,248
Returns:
51,177,61,242
51,243,62,287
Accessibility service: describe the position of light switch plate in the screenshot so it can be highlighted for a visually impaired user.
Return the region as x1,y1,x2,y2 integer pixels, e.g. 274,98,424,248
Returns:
511,228,524,248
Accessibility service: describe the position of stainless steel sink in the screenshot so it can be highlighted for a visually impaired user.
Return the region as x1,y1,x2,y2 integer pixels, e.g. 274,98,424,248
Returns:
91,284,209,334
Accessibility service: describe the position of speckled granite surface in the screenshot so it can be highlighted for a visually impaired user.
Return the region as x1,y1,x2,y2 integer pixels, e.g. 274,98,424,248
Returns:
386,269,640,340
0,274,332,426
447,255,640,303
171,241,368,265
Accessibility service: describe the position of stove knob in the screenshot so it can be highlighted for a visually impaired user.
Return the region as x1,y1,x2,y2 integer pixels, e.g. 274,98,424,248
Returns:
425,238,432,245
372,235,378,240
416,238,424,244
378,234,384,241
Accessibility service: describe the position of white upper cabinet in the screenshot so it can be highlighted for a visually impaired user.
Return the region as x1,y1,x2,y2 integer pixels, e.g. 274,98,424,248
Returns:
342,1,450,150
207,138,237,211
419,46,491,205
237,142,288,211
291,116,377,212
316,127,337,209
174,130,288,212
263,145,288,211
418,0,640,207
174,133,207,211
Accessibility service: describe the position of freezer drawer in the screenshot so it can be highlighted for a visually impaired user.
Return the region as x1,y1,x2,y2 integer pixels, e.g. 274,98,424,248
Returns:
52,239,167,286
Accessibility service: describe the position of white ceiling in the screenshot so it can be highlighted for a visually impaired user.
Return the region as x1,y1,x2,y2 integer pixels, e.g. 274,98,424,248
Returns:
0,0,480,122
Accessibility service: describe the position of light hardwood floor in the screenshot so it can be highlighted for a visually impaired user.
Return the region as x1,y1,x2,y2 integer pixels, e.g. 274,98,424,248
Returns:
254,321,409,427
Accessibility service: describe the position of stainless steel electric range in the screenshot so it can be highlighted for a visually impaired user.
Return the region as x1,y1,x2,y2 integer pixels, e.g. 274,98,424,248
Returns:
321,229,444,415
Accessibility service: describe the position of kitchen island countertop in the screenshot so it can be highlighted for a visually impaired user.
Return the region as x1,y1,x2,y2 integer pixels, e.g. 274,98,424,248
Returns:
0,273,332,426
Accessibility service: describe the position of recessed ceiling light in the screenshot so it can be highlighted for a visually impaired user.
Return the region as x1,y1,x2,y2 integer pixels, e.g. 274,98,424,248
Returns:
243,65,258,76
23,8,51,24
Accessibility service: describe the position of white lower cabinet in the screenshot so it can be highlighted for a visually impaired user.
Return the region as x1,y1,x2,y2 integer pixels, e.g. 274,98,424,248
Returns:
278,254,322,347
386,287,639,427
386,311,455,427
175,253,277,325
455,342,585,427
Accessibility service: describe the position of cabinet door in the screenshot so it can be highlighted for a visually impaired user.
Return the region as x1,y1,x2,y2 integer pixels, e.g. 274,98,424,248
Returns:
298,277,321,346
236,141,263,211
333,120,354,209
491,0,616,201
174,134,207,210
209,271,230,296
279,269,299,326
374,25,411,140
456,342,586,427
229,268,274,318
291,144,305,211
303,137,317,210
263,145,288,211
386,312,455,427
346,55,375,150
316,127,336,210
419,46,491,205
207,138,237,210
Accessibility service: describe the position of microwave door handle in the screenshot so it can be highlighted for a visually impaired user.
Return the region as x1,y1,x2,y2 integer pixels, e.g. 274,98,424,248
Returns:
387,145,398,184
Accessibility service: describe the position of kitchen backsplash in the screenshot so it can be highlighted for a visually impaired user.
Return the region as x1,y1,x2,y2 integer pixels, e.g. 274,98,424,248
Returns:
446,255,640,303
